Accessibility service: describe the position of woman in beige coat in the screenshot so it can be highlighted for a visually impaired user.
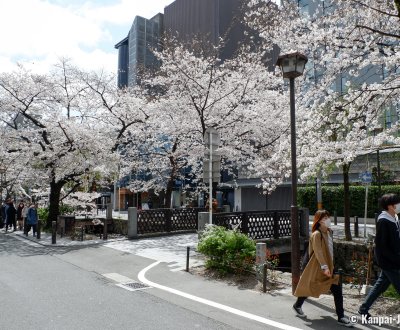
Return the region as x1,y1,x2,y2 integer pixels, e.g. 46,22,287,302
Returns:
293,210,352,327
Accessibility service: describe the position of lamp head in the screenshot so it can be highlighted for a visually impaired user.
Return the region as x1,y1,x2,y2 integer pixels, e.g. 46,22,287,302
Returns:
276,52,308,79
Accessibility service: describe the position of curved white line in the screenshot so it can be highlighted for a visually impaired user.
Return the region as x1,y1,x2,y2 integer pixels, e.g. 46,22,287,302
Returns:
138,261,301,330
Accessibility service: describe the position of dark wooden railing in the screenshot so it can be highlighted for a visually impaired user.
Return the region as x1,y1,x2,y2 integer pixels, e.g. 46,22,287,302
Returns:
138,208,206,234
213,209,308,239
136,208,308,239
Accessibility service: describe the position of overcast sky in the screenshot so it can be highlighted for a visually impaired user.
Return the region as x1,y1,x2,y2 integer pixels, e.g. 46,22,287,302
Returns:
0,0,174,74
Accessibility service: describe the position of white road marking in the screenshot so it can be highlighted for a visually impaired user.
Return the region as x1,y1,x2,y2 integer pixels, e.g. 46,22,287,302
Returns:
138,261,301,330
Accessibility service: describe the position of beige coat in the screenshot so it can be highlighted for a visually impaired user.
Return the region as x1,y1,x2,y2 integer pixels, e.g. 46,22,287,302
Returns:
294,228,339,298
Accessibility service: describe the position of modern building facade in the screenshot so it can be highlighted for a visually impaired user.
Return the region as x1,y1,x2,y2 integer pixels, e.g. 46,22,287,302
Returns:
164,0,253,62
115,0,278,88
115,13,164,88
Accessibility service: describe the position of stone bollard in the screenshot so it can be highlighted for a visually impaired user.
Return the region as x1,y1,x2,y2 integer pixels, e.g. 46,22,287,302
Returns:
256,242,267,280
197,212,209,239
127,207,138,239
354,216,359,238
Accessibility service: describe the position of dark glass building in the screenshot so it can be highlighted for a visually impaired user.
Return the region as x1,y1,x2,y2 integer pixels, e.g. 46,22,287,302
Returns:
115,13,164,88
115,0,280,87
164,0,250,61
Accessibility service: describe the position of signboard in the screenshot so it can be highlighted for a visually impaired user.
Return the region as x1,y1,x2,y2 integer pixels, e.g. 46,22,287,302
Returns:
203,160,221,183
360,171,372,185
204,127,220,147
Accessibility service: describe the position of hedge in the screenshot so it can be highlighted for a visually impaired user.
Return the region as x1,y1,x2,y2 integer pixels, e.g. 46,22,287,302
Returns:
298,185,400,217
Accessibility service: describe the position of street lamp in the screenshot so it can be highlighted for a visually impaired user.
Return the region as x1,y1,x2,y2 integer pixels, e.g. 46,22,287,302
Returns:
276,51,308,293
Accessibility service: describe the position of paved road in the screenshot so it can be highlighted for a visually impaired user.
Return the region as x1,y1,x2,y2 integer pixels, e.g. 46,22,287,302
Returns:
1,231,395,330
0,234,239,330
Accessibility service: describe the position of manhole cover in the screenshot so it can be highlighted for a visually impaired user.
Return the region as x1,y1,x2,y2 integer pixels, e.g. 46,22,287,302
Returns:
118,282,151,291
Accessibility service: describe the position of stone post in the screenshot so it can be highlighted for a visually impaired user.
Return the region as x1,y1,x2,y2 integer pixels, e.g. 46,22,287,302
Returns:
197,212,209,239
256,242,267,280
127,207,138,239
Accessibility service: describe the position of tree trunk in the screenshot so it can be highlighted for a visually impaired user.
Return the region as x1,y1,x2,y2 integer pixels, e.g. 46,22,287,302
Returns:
343,163,352,241
47,177,65,228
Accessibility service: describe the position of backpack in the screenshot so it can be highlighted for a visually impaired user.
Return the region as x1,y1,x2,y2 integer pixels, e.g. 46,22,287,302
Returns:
300,229,322,272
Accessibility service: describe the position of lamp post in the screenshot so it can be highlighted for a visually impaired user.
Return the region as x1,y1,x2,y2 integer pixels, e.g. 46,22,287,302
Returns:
276,52,308,293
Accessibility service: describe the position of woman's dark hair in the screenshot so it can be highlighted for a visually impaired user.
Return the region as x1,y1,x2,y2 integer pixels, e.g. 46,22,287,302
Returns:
311,210,330,232
379,193,400,211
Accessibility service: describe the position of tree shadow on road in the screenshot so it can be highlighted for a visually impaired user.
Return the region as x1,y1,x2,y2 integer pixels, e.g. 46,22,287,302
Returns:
0,233,102,258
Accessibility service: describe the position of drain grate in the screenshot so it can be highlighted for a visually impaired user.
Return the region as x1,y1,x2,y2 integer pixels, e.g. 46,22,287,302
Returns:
118,282,151,291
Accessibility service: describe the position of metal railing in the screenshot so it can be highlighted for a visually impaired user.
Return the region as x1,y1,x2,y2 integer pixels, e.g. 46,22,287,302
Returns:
213,209,308,239
138,207,206,235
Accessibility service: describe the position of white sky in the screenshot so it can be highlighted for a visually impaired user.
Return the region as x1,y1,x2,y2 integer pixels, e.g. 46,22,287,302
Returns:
0,0,174,74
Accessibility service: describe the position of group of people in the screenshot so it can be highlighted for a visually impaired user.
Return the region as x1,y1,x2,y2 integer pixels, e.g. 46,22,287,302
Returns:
293,193,400,327
0,199,39,237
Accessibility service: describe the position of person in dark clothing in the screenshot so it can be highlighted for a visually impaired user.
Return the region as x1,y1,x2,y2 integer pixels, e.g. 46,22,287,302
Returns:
358,193,400,319
5,199,17,232
26,203,38,237
0,201,6,229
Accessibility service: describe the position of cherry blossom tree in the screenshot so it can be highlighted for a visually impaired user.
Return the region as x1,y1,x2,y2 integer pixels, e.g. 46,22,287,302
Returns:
122,39,292,207
247,0,400,240
0,60,113,227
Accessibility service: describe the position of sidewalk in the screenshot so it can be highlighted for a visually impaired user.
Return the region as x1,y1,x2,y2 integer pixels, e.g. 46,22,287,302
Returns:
1,228,126,247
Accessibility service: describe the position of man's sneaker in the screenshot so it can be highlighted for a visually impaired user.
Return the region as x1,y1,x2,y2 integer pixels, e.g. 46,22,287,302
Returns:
292,304,306,318
338,316,353,327
358,309,371,320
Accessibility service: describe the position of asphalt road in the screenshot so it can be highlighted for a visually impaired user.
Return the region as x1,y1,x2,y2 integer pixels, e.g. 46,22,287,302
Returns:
0,234,242,330
1,232,394,330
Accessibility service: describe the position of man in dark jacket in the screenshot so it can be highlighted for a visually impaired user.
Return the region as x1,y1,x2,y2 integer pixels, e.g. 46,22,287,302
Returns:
5,199,17,232
358,193,400,319
0,201,6,229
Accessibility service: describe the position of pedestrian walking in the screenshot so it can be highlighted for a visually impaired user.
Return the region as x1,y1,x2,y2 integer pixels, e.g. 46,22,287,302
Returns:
292,210,352,327
358,193,400,319
16,201,24,230
25,203,38,237
22,202,29,233
0,200,6,229
5,199,17,232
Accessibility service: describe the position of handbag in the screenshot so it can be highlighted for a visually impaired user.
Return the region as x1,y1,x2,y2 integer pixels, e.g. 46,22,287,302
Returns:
300,229,321,272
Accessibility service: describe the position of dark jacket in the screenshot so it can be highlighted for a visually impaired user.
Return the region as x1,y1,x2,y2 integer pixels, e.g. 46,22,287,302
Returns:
375,211,400,270
1,204,6,220
17,205,24,220
27,207,38,225
6,203,17,223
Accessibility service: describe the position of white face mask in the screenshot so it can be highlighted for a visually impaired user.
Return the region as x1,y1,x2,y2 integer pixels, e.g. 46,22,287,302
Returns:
395,204,400,214
322,218,331,228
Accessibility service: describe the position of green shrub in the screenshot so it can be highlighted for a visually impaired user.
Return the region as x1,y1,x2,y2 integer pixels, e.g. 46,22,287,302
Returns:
37,207,49,222
197,225,256,275
298,185,400,217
